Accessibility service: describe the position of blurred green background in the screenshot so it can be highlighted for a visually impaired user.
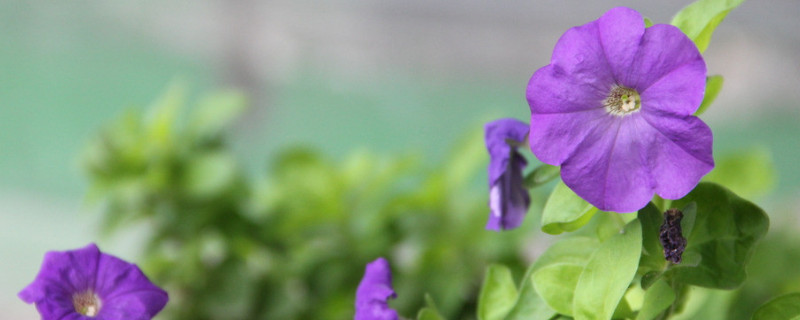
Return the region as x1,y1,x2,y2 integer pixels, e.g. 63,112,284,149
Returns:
2,0,800,318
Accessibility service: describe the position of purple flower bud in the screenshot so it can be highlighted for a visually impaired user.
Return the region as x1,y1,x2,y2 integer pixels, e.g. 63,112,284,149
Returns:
355,258,398,320
485,118,531,231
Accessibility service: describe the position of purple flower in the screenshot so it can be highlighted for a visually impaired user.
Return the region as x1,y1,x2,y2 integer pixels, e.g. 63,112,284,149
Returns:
19,243,168,320
527,7,714,213
485,118,531,230
355,258,398,320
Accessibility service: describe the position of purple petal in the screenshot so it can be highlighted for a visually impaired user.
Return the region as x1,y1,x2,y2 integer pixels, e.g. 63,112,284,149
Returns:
641,111,714,199
624,24,705,92
529,108,608,166
597,7,646,83
641,59,706,116
527,64,610,115
355,258,398,320
560,115,654,212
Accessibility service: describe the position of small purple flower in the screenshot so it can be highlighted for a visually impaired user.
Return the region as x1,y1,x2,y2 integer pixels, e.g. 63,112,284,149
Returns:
485,118,531,230
355,257,398,320
19,243,168,320
527,7,714,213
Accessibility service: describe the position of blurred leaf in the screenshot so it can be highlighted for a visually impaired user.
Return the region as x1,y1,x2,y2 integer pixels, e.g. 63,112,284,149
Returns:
418,294,447,320
695,75,723,115
524,164,560,188
636,279,676,320
703,147,776,198
541,181,598,235
182,152,238,198
573,219,642,320
671,0,747,52
668,182,769,289
752,293,800,320
189,90,247,139
670,287,735,320
145,82,185,147
644,17,654,28
478,264,519,320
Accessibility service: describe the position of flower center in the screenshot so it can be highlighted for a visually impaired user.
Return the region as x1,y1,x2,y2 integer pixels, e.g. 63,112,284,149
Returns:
72,290,102,317
604,85,641,116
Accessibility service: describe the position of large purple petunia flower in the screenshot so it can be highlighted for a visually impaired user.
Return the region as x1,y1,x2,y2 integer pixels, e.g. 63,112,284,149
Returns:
485,118,531,230
19,243,168,320
355,257,398,320
527,7,714,213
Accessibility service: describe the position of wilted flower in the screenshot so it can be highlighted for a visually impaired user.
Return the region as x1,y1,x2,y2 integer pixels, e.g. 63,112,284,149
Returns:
355,257,398,320
660,208,687,264
485,118,531,230
19,243,168,320
527,7,714,212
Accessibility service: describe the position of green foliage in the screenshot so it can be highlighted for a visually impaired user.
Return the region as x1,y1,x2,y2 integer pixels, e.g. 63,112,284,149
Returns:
478,265,518,320
83,87,530,319
671,0,747,52
573,220,642,320
668,182,769,289
695,75,723,116
636,280,676,320
752,293,800,320
541,181,597,235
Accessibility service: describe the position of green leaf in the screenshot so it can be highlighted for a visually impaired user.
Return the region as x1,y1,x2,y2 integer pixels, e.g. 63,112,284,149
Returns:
703,147,776,198
524,164,560,188
695,75,723,115
671,0,746,52
528,238,600,317
478,264,519,320
636,279,676,320
638,203,667,274
502,268,557,320
189,90,247,139
183,152,238,198
418,294,447,320
573,219,642,320
668,182,769,289
752,293,800,320
644,17,654,28
541,181,598,235
533,264,584,315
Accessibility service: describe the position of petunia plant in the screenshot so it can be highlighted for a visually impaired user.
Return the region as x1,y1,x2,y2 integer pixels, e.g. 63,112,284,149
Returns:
380,0,787,320
22,0,796,319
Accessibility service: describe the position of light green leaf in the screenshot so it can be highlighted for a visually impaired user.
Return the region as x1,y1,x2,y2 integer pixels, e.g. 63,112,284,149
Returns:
541,181,598,235
703,147,776,198
524,164,560,188
529,238,600,317
533,264,583,316
636,279,676,320
644,17,654,28
668,182,769,289
478,264,519,320
573,219,642,320
189,90,247,139
695,75,723,115
502,267,556,320
671,0,747,52
752,293,800,320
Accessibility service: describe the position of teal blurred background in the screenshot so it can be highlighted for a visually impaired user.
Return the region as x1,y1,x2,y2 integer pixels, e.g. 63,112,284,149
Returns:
2,1,799,318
